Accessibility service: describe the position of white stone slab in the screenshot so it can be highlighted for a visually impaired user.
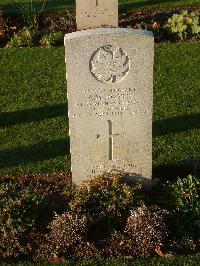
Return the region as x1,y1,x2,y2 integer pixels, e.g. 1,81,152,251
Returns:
65,28,154,186
76,0,118,30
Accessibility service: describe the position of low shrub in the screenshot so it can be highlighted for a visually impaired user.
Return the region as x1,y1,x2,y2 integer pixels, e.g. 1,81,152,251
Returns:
0,173,72,261
70,173,144,240
0,227,24,260
165,11,200,40
161,175,200,245
6,28,34,48
1,173,199,262
104,205,168,259
33,212,100,262
40,31,64,47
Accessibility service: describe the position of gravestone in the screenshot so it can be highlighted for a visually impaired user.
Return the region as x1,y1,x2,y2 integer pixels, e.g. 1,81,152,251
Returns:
76,0,118,30
65,28,154,186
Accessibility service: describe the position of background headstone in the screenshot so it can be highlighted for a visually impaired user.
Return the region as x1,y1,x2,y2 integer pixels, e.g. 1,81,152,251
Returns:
65,28,154,186
76,0,118,30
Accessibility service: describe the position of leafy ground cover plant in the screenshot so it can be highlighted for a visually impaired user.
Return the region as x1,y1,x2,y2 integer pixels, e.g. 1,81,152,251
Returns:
0,226,24,260
0,173,71,261
165,10,200,40
166,175,200,241
70,173,144,240
155,175,200,252
1,173,200,262
6,28,34,47
40,31,64,47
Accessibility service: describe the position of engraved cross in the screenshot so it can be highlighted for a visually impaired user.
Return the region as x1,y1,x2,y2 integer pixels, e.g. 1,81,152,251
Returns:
108,120,124,161
97,120,124,161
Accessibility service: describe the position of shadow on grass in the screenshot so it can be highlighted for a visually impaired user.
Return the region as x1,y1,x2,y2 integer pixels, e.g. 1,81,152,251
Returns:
1,107,199,136
153,157,200,180
119,0,193,10
2,0,199,14
0,105,199,173
1,0,75,14
153,113,200,137
0,138,69,169
0,103,67,127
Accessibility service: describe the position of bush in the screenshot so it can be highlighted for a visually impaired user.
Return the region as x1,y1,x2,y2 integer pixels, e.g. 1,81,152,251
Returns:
165,175,200,242
6,28,34,48
165,11,200,40
1,173,199,262
33,212,100,262
70,173,144,240
0,174,72,260
40,31,64,47
103,205,168,259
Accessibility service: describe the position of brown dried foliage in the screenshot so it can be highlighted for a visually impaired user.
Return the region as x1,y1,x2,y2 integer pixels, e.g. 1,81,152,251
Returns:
104,205,168,258
0,8,9,39
0,228,23,260
33,212,99,262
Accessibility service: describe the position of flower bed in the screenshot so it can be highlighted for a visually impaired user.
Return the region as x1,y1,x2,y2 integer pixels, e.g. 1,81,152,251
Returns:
0,6,199,48
1,173,199,263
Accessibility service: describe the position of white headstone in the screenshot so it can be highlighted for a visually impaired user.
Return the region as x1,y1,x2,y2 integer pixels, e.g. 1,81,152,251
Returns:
65,28,154,186
76,0,118,30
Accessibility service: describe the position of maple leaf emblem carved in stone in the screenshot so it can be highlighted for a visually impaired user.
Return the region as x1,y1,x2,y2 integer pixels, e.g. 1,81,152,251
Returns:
89,45,130,83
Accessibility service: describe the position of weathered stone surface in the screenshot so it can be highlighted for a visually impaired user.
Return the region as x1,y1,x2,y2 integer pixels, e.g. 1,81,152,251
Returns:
76,0,118,30
65,28,154,186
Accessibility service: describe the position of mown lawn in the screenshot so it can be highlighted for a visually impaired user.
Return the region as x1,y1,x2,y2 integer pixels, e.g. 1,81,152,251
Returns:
80,254,200,266
1,0,199,14
0,42,199,177
82,254,200,265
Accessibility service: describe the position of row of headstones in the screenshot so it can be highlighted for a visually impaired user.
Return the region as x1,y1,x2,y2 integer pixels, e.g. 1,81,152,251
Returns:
65,0,154,186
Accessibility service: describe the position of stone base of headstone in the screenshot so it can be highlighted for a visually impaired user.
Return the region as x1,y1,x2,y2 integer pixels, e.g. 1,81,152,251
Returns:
123,174,160,190
65,28,154,186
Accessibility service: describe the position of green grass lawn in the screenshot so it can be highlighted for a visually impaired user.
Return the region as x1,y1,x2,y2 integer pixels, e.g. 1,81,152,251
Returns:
1,0,199,14
0,42,199,177
80,254,200,266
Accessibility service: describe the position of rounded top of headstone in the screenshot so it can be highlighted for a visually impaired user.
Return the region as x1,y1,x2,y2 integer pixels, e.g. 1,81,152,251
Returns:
64,28,154,41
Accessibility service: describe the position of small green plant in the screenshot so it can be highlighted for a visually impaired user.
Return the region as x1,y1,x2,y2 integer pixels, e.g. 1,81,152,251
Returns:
167,175,199,209
165,11,200,40
40,31,64,47
165,175,200,241
6,28,33,48
15,0,46,30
